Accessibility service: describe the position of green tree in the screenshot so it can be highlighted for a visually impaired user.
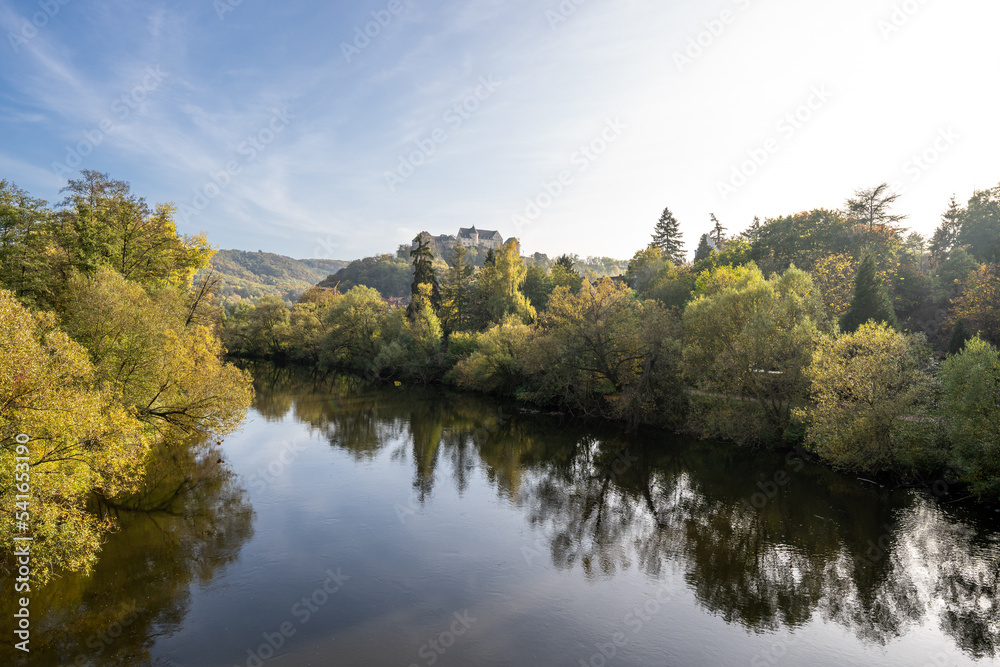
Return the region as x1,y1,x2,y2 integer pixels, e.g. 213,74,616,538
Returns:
682,264,824,444
798,322,935,474
710,214,726,246
930,195,964,263
840,253,897,333
521,263,554,313
651,207,684,264
956,184,1000,264
693,234,714,263
940,338,1000,500
947,319,971,356
56,171,214,288
0,180,53,304
440,244,475,332
408,233,440,318
525,278,686,426
320,285,403,375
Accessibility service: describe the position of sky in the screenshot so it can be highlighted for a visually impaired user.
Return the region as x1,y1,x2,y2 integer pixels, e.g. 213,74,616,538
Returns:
1,0,998,263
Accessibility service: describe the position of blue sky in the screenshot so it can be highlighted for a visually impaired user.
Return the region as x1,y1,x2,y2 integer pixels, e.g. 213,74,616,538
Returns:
1,0,998,262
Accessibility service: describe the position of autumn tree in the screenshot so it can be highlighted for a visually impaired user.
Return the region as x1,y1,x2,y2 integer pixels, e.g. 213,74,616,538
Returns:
949,264,1000,346
798,322,935,474
56,171,214,288
0,289,151,583
811,253,858,321
63,268,253,437
651,207,684,264
474,239,535,326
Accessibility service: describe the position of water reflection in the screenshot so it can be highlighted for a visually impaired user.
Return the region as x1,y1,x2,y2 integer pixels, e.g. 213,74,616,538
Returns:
0,441,254,666
254,365,1000,661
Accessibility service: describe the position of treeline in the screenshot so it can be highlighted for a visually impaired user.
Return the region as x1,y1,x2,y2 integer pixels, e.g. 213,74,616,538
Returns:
0,172,253,582
227,182,1000,501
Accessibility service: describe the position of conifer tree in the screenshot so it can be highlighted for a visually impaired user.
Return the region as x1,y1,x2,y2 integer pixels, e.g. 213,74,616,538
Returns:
710,214,726,246
651,207,684,264
694,234,714,263
408,234,440,319
840,253,897,332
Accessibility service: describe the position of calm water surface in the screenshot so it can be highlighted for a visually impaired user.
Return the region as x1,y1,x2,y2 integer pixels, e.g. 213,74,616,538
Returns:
5,366,1000,666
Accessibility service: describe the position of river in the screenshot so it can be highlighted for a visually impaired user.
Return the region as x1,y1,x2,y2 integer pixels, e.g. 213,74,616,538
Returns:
4,365,1000,666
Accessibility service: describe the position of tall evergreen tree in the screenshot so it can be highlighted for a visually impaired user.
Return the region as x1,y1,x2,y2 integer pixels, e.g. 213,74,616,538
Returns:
741,216,762,243
440,244,474,332
555,254,576,271
930,195,963,262
710,214,726,246
408,234,440,319
694,234,714,263
948,319,971,356
651,207,684,264
840,253,897,332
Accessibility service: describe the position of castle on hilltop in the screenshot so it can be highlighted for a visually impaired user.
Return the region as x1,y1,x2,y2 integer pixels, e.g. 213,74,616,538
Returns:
412,226,505,251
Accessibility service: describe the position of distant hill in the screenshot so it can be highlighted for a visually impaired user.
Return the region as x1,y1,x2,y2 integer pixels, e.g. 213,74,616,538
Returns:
201,249,348,303
317,254,413,299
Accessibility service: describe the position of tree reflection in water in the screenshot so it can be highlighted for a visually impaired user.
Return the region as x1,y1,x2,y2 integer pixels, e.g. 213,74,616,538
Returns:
255,365,1000,660
0,439,254,666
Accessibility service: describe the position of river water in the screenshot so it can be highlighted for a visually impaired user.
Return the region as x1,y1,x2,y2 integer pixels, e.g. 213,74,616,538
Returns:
5,366,1000,666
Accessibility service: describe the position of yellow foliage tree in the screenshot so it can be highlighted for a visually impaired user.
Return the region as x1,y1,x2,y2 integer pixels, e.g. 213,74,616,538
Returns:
0,289,151,583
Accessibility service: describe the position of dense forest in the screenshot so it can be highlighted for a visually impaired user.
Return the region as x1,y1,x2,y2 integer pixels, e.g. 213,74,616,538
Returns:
202,249,347,305
317,245,626,299
225,182,1000,502
0,172,253,581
